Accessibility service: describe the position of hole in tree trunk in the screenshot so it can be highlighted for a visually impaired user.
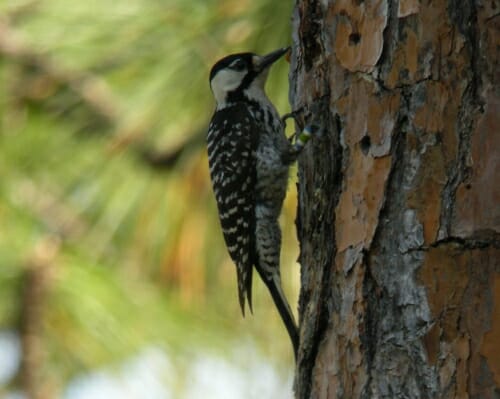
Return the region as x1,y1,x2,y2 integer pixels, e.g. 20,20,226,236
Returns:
360,135,371,155
349,32,361,45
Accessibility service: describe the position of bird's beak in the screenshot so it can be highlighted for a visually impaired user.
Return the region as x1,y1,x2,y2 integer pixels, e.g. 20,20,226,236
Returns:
255,47,290,71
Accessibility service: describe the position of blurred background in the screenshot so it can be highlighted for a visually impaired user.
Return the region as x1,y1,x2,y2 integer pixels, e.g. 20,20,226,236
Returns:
0,0,299,398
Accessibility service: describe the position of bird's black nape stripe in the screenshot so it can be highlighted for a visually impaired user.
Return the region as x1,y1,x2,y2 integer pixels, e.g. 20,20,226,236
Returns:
225,79,258,103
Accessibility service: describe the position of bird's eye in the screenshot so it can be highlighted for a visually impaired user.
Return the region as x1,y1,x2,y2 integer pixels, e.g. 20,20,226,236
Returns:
230,59,246,71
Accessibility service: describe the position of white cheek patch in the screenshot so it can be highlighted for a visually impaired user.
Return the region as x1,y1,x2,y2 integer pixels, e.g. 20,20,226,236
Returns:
210,69,246,105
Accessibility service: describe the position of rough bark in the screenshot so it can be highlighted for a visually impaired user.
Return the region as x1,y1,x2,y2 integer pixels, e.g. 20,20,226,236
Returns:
290,1,499,398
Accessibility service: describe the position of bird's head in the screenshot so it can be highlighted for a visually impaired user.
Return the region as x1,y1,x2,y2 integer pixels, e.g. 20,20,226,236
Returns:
209,47,289,108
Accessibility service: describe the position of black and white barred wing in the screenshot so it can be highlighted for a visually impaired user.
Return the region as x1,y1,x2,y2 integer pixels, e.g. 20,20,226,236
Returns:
207,105,258,314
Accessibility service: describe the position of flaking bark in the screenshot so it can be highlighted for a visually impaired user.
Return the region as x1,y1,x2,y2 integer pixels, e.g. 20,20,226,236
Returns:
290,1,499,398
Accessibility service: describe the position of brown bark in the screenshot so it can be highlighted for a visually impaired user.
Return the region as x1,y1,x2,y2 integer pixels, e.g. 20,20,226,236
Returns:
290,1,499,398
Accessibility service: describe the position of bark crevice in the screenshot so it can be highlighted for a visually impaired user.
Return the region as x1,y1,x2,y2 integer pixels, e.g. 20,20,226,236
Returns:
291,0,499,397
294,97,343,398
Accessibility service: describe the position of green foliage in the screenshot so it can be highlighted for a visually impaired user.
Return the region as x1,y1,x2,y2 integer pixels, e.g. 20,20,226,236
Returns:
0,0,297,390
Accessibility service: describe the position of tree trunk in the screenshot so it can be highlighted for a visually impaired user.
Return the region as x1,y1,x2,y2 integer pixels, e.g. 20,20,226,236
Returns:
290,1,499,398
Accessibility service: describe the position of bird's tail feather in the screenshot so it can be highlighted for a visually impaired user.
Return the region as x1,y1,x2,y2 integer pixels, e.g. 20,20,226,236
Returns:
237,264,253,316
256,268,299,359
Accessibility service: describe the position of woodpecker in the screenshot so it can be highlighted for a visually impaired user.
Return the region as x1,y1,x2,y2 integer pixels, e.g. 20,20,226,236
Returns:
206,48,312,358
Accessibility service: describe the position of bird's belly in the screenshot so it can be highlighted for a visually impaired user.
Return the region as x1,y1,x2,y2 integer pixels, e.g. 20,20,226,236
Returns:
255,145,289,206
